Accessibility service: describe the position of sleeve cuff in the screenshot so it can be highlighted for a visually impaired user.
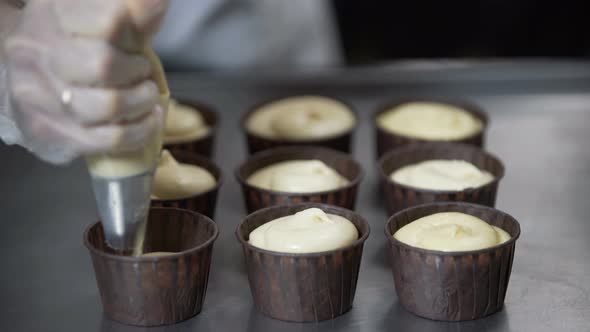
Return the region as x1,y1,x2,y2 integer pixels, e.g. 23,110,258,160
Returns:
0,63,23,145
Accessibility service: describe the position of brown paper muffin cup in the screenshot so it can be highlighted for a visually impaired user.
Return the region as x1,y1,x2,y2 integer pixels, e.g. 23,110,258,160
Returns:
385,202,521,321
236,203,370,322
151,151,222,219
236,146,364,213
164,99,219,158
241,95,357,155
84,207,219,326
378,142,504,216
374,98,488,158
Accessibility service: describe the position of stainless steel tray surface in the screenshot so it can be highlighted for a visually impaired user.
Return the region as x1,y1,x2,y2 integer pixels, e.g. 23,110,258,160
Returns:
1,62,589,332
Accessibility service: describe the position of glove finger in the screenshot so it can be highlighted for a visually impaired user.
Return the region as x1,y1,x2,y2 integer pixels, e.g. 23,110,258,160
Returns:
50,38,151,87
12,104,111,162
126,0,170,36
66,80,159,125
9,39,156,122
54,0,168,52
54,0,140,52
14,102,162,159
7,48,64,117
98,104,162,152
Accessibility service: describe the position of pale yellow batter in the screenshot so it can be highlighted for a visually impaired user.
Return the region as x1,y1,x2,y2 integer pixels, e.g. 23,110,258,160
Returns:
246,96,355,140
377,102,483,140
391,159,494,191
393,212,510,251
249,208,359,253
163,99,210,144
246,160,349,193
151,150,216,199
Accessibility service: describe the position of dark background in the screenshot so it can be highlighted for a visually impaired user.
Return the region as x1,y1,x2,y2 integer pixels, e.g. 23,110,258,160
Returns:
333,0,590,64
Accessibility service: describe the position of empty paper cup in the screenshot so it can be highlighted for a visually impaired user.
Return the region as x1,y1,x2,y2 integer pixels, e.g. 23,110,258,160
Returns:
84,207,219,326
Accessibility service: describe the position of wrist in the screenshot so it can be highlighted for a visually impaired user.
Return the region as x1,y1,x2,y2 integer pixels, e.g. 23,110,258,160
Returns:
0,63,23,146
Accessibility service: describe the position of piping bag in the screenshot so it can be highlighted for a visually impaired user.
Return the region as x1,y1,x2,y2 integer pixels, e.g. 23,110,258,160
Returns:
86,46,169,256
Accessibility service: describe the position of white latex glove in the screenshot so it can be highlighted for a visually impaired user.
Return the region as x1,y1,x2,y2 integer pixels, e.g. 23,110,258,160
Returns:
2,0,169,164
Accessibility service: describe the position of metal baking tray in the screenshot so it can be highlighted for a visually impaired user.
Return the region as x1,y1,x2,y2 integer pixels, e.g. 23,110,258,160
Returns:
1,61,589,332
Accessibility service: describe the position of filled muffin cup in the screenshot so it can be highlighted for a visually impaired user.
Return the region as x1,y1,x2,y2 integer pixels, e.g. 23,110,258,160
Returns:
374,98,488,158
236,146,364,213
241,95,358,155
84,207,219,326
385,202,521,321
378,142,504,216
164,99,219,158
151,151,222,219
236,203,370,322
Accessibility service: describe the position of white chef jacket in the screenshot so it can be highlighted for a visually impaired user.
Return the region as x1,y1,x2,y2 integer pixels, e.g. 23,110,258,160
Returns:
152,0,342,70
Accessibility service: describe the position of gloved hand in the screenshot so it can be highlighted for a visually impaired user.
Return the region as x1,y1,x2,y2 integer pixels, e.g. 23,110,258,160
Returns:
2,0,169,164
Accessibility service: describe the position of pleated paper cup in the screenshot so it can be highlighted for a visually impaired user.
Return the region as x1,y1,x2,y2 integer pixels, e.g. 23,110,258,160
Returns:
236,146,363,213
151,152,222,219
378,142,504,216
241,95,357,155
385,202,521,321
236,203,370,322
164,100,219,158
374,98,488,158
84,207,219,326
